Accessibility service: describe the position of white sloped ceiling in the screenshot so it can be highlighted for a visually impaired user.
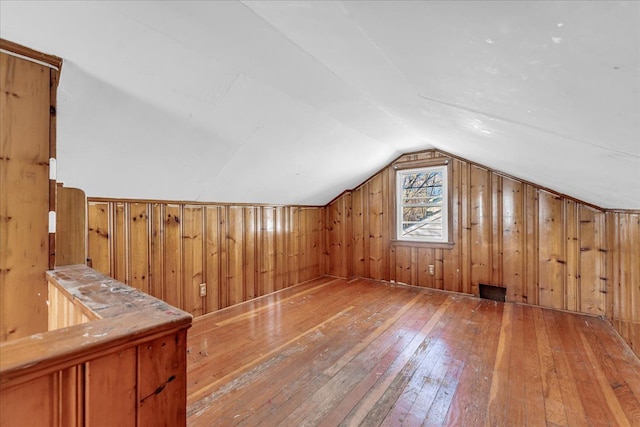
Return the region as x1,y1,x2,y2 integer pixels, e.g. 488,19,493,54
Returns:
1,1,638,208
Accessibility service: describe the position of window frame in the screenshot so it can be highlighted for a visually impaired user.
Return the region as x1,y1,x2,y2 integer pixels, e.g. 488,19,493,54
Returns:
393,158,454,248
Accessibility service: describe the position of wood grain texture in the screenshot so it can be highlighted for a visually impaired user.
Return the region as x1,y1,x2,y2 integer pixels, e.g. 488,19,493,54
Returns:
87,202,110,274
538,190,565,309
327,194,351,278
1,265,192,427
139,331,188,427
186,276,640,426
0,375,54,426
608,212,640,357
327,149,613,320
56,186,87,266
87,200,326,317
0,50,54,341
48,280,92,331
0,38,63,69
86,348,137,426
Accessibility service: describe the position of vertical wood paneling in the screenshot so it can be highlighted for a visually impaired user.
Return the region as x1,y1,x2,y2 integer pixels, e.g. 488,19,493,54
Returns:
150,203,164,300
352,188,365,278
626,211,637,353
219,207,230,307
164,205,182,309
129,203,150,293
56,186,87,267
88,202,110,275
321,149,628,333
565,200,579,312
88,200,326,317
244,207,257,299
138,331,188,427
502,178,524,302
113,202,127,283
606,212,619,325
287,207,300,287
369,176,384,281
302,208,312,282
344,192,353,279
382,167,393,281
460,161,471,295
260,207,275,296
255,208,265,295
363,184,372,280
309,208,323,280
48,280,93,331
443,160,462,293
204,206,220,311
327,195,349,278
86,348,137,426
471,166,491,292
538,191,565,309
226,206,244,306
0,51,52,341
183,206,204,316
60,365,84,426
417,248,435,288
608,212,640,356
274,206,286,291
625,213,639,355
435,248,444,290
83,148,638,360
491,173,503,287
395,246,411,285
524,185,539,306
0,375,54,426
578,206,606,316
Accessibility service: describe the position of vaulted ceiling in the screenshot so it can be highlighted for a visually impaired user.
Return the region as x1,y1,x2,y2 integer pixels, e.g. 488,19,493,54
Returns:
1,1,638,208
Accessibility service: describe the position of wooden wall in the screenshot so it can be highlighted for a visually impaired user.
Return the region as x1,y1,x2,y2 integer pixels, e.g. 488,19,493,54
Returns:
82,153,638,356
0,42,61,342
86,199,326,316
326,149,640,357
607,211,640,355
56,186,87,267
326,150,612,316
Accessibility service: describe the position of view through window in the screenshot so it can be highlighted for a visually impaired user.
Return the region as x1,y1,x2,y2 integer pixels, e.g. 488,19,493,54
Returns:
396,165,448,243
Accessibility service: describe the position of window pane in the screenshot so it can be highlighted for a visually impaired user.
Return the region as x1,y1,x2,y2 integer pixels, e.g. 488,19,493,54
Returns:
401,206,443,239
402,206,442,224
402,171,443,205
397,165,448,242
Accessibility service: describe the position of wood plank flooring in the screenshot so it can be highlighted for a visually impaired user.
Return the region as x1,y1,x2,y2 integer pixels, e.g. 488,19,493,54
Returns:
186,277,640,426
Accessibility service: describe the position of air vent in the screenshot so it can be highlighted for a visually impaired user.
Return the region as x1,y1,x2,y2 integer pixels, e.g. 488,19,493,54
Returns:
479,284,506,302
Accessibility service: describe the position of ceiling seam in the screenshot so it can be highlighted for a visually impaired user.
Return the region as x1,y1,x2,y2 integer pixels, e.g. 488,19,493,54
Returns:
417,93,640,158
105,2,400,156
334,1,430,146
239,0,424,151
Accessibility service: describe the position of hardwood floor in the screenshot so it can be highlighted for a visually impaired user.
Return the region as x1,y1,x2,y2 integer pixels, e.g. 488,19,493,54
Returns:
186,277,640,426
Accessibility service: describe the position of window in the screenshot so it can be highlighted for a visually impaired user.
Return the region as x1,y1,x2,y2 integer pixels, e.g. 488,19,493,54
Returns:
396,164,449,243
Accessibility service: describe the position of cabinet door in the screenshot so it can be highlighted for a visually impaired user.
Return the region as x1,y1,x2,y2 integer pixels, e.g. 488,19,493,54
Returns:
0,51,52,341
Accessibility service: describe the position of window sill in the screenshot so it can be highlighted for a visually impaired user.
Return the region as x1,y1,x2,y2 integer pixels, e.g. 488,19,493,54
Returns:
391,239,455,250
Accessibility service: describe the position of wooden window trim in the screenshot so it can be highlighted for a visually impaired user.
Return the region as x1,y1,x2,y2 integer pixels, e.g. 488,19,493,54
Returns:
392,157,454,248
390,239,455,249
